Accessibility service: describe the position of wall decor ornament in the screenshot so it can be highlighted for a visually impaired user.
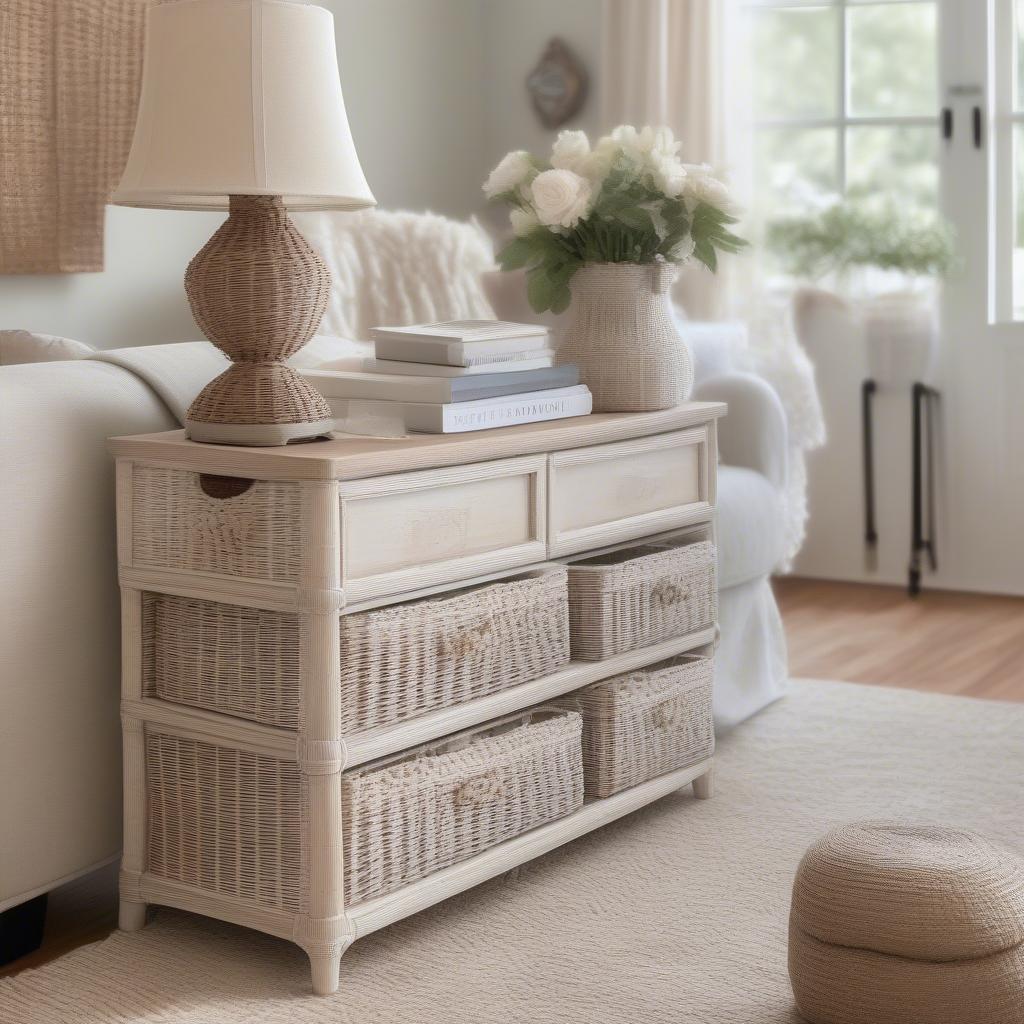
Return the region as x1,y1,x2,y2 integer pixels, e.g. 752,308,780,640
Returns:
526,38,588,130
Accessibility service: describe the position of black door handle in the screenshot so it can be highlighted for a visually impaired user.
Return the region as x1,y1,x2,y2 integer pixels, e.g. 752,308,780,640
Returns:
973,106,983,148
942,107,953,140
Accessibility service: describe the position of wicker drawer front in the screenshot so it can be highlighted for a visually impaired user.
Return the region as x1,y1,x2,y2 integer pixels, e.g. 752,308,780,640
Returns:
130,466,303,582
555,655,714,799
141,566,570,732
145,732,306,912
567,535,716,661
342,710,583,905
339,456,547,603
549,430,708,557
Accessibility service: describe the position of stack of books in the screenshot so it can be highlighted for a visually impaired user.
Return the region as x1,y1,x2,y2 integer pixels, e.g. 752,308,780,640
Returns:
304,320,593,434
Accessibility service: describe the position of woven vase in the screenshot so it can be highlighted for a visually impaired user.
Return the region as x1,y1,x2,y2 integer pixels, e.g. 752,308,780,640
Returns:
559,262,693,412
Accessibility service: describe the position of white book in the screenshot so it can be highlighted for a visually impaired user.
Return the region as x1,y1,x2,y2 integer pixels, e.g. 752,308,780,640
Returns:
327,385,592,434
374,333,550,367
364,352,555,376
303,364,579,405
370,319,548,343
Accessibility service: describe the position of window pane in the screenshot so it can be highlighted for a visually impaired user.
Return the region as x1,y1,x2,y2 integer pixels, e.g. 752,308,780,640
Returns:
846,125,938,216
754,127,839,220
750,7,839,121
848,2,937,117
1014,125,1024,314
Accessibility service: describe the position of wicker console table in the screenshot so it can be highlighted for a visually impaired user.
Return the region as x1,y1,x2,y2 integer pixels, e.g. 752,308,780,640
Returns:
111,403,725,995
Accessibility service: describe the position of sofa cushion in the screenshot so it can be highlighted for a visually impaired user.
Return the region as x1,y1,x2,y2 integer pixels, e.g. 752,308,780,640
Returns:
0,329,94,364
716,464,786,589
91,335,373,425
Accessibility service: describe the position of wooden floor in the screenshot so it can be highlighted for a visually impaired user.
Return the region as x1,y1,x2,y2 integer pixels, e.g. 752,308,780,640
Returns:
775,577,1024,702
4,577,1023,982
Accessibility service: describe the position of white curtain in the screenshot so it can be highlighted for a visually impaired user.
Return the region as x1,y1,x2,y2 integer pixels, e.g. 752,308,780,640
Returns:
601,0,750,319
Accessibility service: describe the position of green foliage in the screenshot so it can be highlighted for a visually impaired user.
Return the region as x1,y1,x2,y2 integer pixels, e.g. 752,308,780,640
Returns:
766,199,956,280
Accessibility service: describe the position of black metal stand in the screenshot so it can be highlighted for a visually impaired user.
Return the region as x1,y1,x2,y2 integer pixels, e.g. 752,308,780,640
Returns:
909,382,939,597
861,379,940,597
862,379,877,549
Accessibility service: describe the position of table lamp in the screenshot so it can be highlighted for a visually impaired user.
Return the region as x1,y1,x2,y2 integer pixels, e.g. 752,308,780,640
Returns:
113,0,375,445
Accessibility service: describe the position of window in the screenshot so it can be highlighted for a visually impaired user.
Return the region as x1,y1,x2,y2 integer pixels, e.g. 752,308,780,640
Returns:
747,0,940,224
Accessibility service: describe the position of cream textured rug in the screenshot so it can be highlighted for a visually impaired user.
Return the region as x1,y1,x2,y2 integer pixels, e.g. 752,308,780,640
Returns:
4,681,1021,1024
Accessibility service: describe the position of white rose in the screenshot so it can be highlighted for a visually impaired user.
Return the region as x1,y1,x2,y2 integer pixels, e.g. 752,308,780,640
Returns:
551,130,591,171
530,169,593,229
553,130,613,188
609,124,652,156
509,207,540,237
483,150,533,199
649,126,681,160
682,163,736,212
649,152,687,197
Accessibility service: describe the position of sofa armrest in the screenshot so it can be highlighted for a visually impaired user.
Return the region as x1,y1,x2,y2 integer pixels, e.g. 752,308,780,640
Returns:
693,371,788,491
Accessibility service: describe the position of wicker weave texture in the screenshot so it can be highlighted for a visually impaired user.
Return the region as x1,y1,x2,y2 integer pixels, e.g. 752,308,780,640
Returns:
789,822,1024,1024
567,536,716,661
558,263,694,413
146,732,307,913
554,655,714,799
0,0,144,273
144,712,583,914
342,710,583,904
131,467,303,582
186,195,333,427
141,567,570,732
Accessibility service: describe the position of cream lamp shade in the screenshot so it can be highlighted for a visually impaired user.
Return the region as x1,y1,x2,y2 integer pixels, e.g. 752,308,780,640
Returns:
112,0,376,211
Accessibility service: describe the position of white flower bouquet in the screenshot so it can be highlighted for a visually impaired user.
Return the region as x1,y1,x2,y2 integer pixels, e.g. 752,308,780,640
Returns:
483,125,746,313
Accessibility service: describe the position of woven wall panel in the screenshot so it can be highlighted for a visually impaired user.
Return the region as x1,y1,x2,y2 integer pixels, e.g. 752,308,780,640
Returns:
0,0,144,273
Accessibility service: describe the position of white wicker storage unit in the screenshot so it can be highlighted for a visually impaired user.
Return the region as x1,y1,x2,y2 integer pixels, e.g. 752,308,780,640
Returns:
112,403,725,996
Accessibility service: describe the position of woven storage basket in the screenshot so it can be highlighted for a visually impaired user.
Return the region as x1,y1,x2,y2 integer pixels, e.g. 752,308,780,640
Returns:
144,710,582,913
131,466,302,582
554,654,714,798
567,535,716,660
146,732,307,913
342,709,583,904
141,566,569,732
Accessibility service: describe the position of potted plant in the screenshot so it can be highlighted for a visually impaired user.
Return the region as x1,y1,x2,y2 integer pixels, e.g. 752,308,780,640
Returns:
483,126,746,412
767,198,955,387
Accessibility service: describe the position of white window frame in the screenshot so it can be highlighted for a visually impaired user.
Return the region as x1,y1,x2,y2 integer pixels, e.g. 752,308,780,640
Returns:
989,0,1019,321
749,0,940,202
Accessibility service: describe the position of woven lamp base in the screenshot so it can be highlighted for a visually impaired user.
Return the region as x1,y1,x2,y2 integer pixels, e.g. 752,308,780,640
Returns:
184,195,334,447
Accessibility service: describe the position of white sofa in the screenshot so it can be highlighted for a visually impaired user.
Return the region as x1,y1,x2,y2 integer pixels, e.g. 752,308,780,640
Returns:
0,338,790,943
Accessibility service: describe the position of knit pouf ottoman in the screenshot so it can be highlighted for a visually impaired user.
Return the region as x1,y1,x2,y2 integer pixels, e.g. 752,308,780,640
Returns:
788,822,1024,1024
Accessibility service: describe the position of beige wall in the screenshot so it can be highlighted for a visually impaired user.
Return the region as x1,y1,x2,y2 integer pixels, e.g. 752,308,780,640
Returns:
0,1,602,350
480,0,604,177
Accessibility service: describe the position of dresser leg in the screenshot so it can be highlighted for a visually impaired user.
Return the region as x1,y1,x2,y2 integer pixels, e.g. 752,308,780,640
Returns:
119,899,147,932
307,940,349,996
692,765,714,800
